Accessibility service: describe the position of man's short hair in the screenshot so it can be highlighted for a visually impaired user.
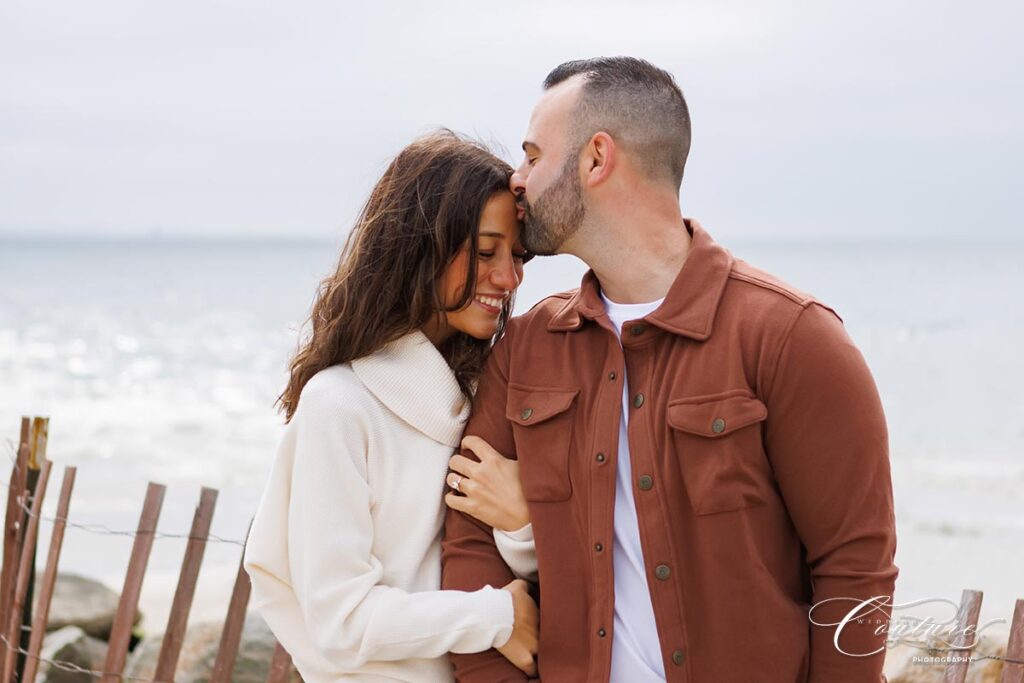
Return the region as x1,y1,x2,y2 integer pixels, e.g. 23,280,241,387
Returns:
544,56,691,190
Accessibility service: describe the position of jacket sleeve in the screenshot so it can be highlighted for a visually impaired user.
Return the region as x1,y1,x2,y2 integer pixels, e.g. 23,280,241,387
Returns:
442,328,538,682
243,372,514,673
762,302,898,683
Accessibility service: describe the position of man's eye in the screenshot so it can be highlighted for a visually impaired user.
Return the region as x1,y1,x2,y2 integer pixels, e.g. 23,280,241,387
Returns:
528,158,537,166
515,252,534,263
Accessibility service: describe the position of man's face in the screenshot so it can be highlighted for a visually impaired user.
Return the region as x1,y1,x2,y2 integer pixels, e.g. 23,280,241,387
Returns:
510,79,587,256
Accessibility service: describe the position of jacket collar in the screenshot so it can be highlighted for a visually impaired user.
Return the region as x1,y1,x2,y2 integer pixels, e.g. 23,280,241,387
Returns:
547,218,733,341
350,329,470,447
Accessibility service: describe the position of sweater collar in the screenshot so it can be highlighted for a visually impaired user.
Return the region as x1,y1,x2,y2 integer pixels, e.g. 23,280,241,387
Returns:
350,329,470,447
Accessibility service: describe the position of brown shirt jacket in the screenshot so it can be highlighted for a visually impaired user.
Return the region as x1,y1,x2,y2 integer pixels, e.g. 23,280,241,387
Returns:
441,220,898,682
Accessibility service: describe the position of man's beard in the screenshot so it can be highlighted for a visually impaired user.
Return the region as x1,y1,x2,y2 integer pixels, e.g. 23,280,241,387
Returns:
519,152,585,256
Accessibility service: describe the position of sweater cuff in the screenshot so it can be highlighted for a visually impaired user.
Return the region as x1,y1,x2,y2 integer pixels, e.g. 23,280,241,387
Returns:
496,522,534,542
493,524,539,582
477,585,515,648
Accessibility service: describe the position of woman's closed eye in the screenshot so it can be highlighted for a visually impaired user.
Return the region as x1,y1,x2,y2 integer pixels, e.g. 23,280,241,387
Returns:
479,250,531,263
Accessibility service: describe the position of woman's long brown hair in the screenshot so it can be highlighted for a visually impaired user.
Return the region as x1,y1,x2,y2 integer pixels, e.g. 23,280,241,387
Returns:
276,130,517,422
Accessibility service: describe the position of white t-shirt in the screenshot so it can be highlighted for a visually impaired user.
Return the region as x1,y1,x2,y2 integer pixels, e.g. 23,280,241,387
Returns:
601,291,667,683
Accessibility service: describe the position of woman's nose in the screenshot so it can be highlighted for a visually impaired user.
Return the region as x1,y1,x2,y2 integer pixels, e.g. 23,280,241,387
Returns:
491,258,520,290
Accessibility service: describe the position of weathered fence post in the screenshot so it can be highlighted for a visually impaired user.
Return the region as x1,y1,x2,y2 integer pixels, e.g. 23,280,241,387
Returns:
101,481,166,683
2,457,52,683
1001,598,1024,683
18,417,48,680
943,588,984,683
210,521,253,683
153,486,218,682
22,466,77,683
0,418,30,658
265,642,293,683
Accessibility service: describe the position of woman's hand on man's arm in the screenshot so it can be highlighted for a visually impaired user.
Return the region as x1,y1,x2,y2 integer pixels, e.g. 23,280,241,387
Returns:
497,578,539,677
445,435,530,533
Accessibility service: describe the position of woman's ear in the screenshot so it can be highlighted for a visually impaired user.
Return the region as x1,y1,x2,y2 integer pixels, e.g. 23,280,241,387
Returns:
583,132,615,189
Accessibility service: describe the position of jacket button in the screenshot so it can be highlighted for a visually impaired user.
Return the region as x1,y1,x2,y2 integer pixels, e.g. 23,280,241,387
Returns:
672,649,685,665
630,323,647,335
632,393,645,408
595,542,603,552
595,452,606,463
711,417,726,433
638,475,653,491
655,564,671,580
608,371,616,381
520,408,534,421
598,628,607,638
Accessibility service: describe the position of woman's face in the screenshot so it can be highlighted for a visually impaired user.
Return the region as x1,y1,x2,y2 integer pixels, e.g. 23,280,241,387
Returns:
432,191,528,342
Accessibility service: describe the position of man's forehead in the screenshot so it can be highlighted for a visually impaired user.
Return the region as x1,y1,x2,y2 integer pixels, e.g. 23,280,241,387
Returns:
526,76,584,139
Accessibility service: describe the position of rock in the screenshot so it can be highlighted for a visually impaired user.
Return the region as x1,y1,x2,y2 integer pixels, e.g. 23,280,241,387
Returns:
37,625,107,683
888,632,1006,682
126,612,302,683
33,572,142,641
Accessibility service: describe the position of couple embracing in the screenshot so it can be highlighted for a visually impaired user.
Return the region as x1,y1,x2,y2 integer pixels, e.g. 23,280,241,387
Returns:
244,56,899,683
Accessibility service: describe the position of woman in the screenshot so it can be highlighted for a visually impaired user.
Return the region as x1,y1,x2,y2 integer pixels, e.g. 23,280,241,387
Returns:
244,131,538,683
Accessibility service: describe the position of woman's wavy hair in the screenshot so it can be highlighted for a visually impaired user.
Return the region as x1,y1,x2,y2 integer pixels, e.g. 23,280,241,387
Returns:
277,130,517,422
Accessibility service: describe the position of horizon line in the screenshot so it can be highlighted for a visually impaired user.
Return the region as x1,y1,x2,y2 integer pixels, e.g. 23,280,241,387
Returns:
1,233,1022,248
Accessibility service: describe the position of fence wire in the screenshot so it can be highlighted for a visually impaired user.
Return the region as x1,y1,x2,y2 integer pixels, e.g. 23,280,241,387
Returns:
4,440,248,547
1,631,174,681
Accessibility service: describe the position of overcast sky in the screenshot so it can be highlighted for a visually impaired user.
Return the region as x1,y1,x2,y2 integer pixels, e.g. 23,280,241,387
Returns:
1,1,1020,242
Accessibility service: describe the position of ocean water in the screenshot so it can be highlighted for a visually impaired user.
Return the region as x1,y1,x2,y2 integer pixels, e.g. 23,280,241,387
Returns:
1,237,1022,631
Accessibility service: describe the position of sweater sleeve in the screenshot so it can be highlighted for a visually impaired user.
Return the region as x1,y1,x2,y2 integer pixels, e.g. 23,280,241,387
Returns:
244,370,514,672
494,524,538,582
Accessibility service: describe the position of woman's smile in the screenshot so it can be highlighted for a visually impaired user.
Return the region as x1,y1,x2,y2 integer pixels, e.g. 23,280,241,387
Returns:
474,293,505,315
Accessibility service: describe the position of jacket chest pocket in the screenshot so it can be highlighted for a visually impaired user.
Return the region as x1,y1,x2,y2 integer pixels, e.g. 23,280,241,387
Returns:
667,390,772,515
506,385,579,502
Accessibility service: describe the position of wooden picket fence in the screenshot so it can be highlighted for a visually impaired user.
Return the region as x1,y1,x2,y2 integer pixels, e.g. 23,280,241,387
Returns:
0,416,297,682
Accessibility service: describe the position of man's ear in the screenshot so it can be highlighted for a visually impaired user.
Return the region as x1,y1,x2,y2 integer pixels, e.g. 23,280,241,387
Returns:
582,132,615,188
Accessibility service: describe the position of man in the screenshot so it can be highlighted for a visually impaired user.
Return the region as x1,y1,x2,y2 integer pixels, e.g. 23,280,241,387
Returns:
442,57,898,682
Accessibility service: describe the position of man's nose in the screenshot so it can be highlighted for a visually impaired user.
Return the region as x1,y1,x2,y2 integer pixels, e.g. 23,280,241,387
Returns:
509,169,526,196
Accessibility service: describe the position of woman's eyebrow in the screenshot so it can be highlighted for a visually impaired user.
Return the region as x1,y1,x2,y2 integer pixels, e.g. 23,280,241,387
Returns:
478,231,506,239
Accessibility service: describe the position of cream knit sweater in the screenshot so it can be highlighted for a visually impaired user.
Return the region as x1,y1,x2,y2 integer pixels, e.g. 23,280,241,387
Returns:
244,330,532,683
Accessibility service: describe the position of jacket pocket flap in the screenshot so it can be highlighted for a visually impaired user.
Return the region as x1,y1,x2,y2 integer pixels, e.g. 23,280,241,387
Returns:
506,386,580,426
668,392,767,437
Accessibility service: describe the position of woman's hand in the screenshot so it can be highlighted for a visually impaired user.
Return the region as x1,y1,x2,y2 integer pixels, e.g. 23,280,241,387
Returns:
444,435,530,532
496,578,538,676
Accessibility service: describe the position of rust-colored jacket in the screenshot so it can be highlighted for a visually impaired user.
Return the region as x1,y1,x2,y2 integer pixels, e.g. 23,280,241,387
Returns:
442,219,898,682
